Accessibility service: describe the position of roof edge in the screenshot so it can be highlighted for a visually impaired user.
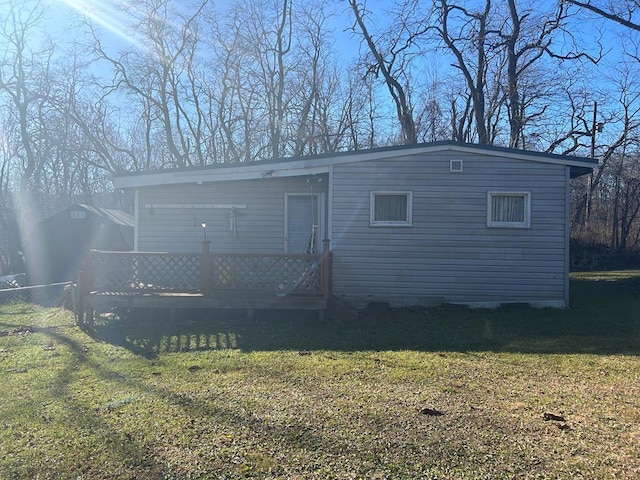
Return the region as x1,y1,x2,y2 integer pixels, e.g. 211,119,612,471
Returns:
113,141,597,189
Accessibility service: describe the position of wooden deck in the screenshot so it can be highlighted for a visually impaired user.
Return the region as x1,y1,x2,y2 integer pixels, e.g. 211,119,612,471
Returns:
76,241,332,324
80,291,328,322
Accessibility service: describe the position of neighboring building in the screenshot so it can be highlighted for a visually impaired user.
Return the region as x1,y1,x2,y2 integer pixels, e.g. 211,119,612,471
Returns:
113,141,596,308
24,204,134,285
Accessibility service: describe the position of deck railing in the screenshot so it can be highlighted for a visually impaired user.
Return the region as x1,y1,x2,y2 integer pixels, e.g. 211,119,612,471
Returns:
79,240,331,298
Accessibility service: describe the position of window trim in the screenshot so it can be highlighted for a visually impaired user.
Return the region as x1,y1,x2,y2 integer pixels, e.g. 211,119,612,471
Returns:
370,191,413,227
450,159,463,172
487,191,531,228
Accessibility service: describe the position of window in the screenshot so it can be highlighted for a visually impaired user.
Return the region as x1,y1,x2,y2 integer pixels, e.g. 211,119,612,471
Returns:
370,191,412,226
487,191,531,228
70,210,86,220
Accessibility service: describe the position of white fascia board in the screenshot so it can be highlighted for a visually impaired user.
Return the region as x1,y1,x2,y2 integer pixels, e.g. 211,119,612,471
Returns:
114,163,330,188
114,171,175,189
171,162,330,182
113,149,417,189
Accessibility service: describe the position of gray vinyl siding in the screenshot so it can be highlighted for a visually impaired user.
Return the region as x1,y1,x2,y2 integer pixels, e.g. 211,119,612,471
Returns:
330,151,569,306
133,149,571,306
137,176,327,254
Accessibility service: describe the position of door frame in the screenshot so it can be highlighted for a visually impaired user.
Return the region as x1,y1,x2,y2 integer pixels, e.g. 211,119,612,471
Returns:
284,192,325,253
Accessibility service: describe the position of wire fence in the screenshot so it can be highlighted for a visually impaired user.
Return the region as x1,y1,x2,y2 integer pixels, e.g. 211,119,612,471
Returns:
0,282,73,308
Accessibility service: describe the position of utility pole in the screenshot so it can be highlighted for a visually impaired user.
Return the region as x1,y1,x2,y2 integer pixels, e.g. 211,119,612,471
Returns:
585,102,603,229
590,102,597,159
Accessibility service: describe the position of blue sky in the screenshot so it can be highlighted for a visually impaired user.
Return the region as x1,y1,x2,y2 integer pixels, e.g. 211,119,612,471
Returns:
38,0,626,73
4,0,635,152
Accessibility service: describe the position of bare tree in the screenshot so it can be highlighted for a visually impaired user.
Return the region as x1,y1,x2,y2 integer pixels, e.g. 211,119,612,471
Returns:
206,0,289,162
0,0,49,272
431,0,600,147
205,0,351,161
564,0,640,31
224,0,295,159
434,0,493,144
348,0,420,144
290,0,362,156
503,0,566,147
608,153,640,250
90,0,207,168
573,62,640,235
0,0,53,193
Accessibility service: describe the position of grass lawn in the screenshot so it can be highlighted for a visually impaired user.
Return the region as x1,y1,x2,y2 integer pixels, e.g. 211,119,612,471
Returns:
0,272,639,479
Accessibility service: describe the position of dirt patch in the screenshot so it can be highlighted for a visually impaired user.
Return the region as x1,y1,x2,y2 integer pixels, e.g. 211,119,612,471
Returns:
0,325,36,337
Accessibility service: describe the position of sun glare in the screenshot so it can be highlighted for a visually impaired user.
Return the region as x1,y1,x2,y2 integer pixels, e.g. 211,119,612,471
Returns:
53,0,139,48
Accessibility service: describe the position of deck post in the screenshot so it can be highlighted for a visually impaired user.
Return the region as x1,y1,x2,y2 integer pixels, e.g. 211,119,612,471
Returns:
82,252,95,293
321,239,331,298
76,268,92,324
200,240,212,295
76,270,85,324
75,252,94,324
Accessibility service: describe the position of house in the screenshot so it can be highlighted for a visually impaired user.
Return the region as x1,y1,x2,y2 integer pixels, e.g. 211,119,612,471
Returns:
106,141,595,312
24,204,134,285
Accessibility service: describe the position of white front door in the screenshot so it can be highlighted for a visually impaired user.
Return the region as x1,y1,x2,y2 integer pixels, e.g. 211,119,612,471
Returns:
285,194,322,253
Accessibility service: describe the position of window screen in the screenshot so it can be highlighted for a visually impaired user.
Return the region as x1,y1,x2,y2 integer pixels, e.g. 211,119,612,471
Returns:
370,192,412,226
487,192,530,228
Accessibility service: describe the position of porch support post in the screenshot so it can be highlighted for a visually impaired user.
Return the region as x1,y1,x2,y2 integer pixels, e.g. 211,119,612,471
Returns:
321,239,331,299
200,241,212,296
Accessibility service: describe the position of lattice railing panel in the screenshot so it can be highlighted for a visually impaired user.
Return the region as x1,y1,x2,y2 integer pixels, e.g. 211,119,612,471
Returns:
89,251,200,293
90,252,135,292
134,254,200,292
212,254,322,294
86,250,327,296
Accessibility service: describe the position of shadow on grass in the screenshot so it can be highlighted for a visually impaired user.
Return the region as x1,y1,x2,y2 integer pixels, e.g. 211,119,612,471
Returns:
81,276,640,357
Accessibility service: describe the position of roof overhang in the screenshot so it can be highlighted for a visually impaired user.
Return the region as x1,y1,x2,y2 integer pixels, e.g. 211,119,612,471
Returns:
113,142,598,189
569,165,595,178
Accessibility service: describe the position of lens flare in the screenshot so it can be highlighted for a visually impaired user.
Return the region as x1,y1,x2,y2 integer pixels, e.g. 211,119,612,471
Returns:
55,0,140,48
9,187,50,285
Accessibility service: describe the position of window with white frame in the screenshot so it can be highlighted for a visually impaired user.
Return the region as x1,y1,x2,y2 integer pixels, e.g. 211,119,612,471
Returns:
370,191,412,226
487,191,531,228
